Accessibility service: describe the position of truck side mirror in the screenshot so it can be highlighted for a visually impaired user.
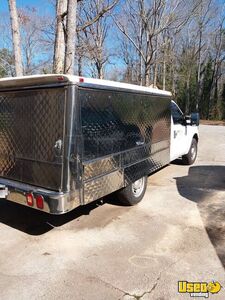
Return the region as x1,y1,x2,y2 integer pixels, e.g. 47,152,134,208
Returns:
191,113,199,126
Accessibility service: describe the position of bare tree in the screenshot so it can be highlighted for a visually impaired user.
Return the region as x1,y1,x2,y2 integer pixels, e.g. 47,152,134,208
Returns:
114,0,200,86
8,0,23,76
64,0,77,74
53,0,119,75
207,16,225,119
18,7,54,75
53,0,67,73
113,0,168,86
78,0,112,79
195,0,213,110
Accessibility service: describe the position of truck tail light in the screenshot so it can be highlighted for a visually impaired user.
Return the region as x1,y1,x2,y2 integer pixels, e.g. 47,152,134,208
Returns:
35,195,44,209
26,193,34,206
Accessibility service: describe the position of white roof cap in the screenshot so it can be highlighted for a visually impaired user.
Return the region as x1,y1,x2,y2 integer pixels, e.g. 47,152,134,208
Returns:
0,74,172,96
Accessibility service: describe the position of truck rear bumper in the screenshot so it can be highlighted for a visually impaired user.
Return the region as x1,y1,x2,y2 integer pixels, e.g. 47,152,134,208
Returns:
0,178,80,214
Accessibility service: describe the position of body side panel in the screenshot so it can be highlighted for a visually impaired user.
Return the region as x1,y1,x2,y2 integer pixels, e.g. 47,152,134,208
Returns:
79,87,171,204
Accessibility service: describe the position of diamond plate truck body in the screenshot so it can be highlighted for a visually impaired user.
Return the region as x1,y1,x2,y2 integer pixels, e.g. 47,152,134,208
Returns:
0,75,171,214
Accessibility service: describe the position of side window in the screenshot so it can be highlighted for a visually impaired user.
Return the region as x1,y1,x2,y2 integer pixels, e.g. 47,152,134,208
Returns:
171,102,184,125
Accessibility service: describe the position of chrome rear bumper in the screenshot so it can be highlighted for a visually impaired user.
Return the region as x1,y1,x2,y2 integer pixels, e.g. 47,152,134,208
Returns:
0,178,80,214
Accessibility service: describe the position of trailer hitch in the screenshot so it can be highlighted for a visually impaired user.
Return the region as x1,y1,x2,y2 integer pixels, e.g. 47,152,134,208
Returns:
0,185,8,198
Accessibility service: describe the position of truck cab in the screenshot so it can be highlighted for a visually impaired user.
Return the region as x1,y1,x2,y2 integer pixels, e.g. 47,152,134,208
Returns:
170,100,199,164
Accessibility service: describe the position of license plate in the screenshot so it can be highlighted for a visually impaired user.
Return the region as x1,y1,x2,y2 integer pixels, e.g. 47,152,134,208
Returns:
0,185,8,198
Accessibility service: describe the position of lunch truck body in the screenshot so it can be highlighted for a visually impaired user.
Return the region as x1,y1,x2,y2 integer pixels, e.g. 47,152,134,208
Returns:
0,75,199,214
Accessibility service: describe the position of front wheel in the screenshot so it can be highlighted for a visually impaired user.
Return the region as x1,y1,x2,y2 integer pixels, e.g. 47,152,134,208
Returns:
116,176,147,206
182,138,198,165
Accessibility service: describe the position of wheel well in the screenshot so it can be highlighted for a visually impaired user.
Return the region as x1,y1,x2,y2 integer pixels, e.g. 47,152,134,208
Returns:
193,134,198,142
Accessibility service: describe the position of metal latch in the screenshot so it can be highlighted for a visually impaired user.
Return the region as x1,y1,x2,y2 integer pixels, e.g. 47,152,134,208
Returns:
0,185,8,198
54,139,62,156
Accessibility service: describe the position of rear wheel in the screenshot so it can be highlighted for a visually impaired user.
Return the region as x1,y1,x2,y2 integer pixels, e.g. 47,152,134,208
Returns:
182,138,198,165
116,176,147,206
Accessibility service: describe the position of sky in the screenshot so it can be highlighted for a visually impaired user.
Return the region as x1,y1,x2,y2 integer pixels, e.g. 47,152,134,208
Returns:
1,0,224,30
0,0,55,15
1,0,224,17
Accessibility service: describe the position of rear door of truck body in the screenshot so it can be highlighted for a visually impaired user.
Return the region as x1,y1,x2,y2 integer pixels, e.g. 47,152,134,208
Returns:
0,84,68,191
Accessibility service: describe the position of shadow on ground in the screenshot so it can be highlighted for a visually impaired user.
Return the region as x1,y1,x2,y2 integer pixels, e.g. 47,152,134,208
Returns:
176,165,225,267
171,158,184,166
0,193,124,236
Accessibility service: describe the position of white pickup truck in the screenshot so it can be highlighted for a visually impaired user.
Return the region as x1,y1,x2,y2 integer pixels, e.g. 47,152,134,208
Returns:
0,75,199,213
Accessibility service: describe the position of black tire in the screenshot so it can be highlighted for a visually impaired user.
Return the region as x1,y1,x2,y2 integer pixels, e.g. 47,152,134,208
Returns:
116,176,147,206
182,138,198,165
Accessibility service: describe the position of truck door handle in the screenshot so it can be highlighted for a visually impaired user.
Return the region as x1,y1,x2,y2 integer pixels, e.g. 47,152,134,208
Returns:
174,131,178,138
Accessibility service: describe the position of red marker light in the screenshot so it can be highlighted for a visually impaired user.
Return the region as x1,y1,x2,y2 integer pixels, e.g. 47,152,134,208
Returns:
79,77,84,83
57,76,64,81
36,195,44,209
26,193,34,206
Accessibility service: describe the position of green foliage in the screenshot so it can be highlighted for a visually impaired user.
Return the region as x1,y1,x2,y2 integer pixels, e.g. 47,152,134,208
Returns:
0,48,14,78
174,46,198,114
174,55,224,121
200,59,213,119
176,74,198,114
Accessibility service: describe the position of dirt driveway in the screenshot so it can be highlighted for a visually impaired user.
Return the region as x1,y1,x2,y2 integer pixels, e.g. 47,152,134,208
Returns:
0,125,225,300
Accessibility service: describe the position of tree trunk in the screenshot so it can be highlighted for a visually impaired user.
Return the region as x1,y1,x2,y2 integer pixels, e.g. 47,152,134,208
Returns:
172,63,176,96
137,50,143,85
8,0,23,76
77,55,82,76
196,27,202,111
98,67,104,79
163,58,166,90
186,73,191,114
53,0,67,73
153,57,158,87
139,55,143,85
144,63,151,86
96,61,104,79
64,0,77,74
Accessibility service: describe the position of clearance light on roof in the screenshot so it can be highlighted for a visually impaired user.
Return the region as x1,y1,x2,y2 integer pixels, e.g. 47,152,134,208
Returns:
79,77,84,83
